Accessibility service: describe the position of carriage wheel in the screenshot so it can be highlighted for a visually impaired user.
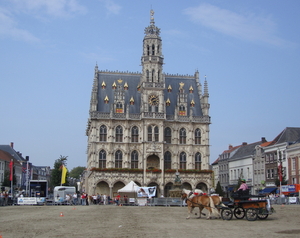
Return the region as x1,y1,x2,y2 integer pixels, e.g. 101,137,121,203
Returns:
221,208,233,220
257,213,268,220
245,208,258,221
234,207,245,219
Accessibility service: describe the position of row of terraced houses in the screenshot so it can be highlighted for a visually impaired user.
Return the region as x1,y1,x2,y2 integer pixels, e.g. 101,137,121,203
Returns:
212,127,300,195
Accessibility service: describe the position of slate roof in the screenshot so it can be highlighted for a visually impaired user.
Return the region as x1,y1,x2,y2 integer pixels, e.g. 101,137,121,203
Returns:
0,145,25,162
229,141,262,161
97,72,203,116
273,127,300,144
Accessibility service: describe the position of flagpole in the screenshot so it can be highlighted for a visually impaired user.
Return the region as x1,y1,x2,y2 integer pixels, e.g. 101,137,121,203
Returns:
10,158,13,205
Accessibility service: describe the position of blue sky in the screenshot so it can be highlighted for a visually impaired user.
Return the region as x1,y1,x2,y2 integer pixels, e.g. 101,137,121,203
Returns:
1,0,299,170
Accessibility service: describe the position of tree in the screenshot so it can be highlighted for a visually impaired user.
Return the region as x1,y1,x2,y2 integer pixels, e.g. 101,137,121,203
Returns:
69,166,85,179
215,181,224,196
50,155,69,189
2,170,17,187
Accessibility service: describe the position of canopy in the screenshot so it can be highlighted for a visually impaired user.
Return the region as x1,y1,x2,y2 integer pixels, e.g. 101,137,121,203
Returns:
260,187,277,194
118,181,140,193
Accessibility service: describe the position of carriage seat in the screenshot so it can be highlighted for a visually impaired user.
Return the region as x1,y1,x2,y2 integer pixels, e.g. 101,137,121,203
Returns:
232,189,250,200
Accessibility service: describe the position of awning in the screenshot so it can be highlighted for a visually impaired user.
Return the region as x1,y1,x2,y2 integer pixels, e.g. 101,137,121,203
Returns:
260,187,277,194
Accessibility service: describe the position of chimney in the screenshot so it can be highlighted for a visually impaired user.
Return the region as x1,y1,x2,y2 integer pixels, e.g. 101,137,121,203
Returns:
242,142,247,146
26,156,29,161
261,137,267,143
229,144,233,150
10,142,14,148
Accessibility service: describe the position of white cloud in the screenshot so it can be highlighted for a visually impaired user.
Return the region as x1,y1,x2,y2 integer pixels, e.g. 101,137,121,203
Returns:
0,7,40,43
99,0,121,15
10,0,87,18
183,4,286,46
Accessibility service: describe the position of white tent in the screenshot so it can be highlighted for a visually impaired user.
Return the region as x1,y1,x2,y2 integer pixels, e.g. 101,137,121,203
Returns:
118,181,140,193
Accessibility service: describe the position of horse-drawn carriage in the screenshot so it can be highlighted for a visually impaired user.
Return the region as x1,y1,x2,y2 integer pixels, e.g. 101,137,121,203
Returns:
221,190,275,221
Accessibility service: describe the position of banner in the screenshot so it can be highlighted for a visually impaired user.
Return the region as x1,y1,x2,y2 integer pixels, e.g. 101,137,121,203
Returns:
9,159,13,181
61,165,67,184
137,186,156,198
21,162,32,188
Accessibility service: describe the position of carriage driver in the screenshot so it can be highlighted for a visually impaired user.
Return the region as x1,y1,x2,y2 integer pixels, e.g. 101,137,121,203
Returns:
237,179,248,191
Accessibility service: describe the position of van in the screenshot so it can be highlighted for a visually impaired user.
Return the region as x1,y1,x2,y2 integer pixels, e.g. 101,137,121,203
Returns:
53,186,76,203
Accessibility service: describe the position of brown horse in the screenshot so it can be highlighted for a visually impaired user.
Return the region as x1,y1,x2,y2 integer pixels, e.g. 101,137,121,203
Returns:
181,192,224,219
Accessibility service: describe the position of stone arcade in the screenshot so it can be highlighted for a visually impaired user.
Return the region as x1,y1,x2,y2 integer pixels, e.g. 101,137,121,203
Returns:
84,10,213,198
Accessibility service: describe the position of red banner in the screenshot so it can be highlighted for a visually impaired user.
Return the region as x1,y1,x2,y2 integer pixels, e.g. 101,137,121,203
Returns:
278,164,282,182
9,160,14,181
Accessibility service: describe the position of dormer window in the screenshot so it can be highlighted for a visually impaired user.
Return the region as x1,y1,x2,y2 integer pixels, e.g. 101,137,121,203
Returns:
104,96,109,104
190,99,195,107
112,82,116,89
179,105,186,116
101,81,106,89
116,102,123,113
168,85,172,92
189,86,193,93
124,82,128,90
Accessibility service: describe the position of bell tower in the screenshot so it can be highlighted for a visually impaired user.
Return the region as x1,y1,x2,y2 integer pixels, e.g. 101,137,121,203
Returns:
140,10,165,114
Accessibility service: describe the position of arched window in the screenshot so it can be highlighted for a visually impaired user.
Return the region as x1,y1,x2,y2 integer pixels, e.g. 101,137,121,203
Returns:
180,152,186,169
146,70,149,81
131,126,139,142
116,102,123,113
157,45,160,53
195,128,201,144
100,125,107,142
131,150,138,169
179,128,186,144
152,44,155,55
179,105,186,116
157,70,160,82
164,127,171,144
195,152,201,170
99,150,106,169
148,126,152,141
115,150,123,168
152,69,155,82
115,126,123,142
164,151,171,170
154,126,159,141
147,45,150,55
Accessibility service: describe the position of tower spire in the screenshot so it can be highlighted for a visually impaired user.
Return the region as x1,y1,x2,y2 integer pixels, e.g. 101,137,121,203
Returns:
150,9,155,25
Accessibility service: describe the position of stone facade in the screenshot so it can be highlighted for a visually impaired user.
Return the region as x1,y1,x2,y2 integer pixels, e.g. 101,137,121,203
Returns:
84,10,212,198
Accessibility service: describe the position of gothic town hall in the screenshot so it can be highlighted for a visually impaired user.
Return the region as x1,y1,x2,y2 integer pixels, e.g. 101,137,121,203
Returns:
84,10,212,198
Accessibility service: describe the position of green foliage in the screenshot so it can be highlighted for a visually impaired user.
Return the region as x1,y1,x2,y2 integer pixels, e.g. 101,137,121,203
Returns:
2,169,16,186
275,175,288,186
69,166,85,179
50,155,69,188
215,181,224,196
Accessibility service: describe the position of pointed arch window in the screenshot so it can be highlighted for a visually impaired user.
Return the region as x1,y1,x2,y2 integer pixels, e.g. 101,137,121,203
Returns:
131,150,138,169
195,128,201,144
154,126,159,141
157,70,160,82
131,126,139,142
179,128,186,144
148,126,152,141
99,150,106,169
164,127,171,144
115,126,123,142
152,44,155,55
180,152,187,169
147,45,150,55
195,152,202,170
115,150,123,168
146,70,149,81
157,45,160,53
100,125,107,142
164,151,172,170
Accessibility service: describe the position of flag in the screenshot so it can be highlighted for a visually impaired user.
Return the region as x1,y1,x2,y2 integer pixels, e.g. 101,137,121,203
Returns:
61,165,67,184
9,159,14,181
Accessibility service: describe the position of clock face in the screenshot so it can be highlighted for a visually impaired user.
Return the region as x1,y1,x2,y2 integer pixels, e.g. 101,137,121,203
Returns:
149,95,159,106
